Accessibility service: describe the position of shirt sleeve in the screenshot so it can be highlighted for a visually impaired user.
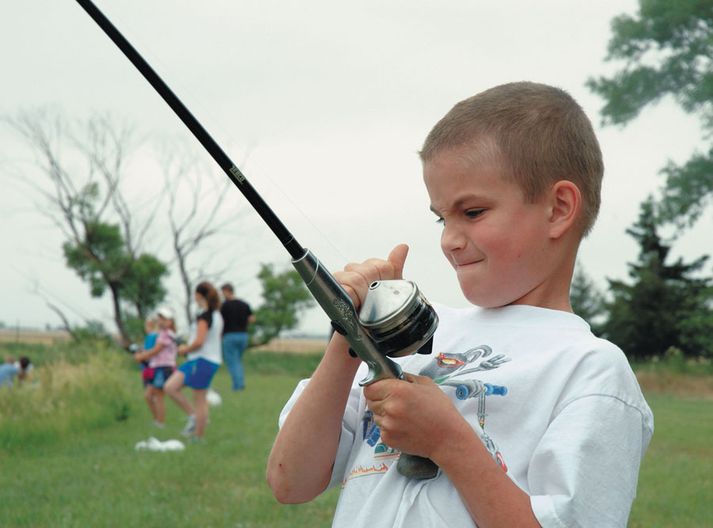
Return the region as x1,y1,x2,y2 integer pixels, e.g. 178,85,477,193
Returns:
528,394,651,528
197,310,213,328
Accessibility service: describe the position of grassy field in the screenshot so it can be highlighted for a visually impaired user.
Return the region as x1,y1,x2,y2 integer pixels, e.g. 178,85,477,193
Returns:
629,394,713,527
1,342,711,527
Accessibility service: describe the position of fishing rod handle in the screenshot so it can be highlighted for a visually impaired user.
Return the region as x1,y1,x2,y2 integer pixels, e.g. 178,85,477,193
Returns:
292,250,404,385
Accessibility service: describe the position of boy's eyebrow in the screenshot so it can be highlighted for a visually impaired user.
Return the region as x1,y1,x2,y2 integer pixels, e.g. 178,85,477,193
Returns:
429,194,490,214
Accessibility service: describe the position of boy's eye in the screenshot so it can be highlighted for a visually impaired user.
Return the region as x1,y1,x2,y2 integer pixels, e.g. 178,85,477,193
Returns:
435,216,445,226
465,209,485,219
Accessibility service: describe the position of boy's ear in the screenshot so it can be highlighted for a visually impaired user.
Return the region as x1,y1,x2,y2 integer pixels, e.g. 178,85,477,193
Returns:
547,180,581,239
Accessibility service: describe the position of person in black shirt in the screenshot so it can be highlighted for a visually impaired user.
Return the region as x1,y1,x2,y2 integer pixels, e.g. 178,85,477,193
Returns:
220,282,255,391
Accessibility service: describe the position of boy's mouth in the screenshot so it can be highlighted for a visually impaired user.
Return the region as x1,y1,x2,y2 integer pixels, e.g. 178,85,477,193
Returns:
454,258,484,268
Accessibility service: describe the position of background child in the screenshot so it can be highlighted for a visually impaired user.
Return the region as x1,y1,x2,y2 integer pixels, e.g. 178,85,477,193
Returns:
134,307,178,428
0,356,32,388
267,82,654,527
138,317,159,384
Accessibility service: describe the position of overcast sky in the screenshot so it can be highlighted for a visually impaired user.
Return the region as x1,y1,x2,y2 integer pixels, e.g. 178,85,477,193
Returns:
1,0,710,337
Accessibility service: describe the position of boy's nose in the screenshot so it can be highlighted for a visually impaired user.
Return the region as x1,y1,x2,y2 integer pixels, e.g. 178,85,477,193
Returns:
440,223,467,253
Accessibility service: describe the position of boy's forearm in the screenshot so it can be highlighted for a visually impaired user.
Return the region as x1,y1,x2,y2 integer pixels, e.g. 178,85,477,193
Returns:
432,420,540,528
266,334,361,503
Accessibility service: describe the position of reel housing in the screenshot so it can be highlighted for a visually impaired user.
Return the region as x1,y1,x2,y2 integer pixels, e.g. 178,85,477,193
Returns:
359,280,438,358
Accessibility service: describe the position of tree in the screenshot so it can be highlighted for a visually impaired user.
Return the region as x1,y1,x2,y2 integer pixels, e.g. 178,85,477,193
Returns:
600,197,713,360
59,189,168,344
250,264,315,346
122,254,168,322
587,0,713,228
570,265,606,332
159,144,249,324
5,109,251,342
5,110,167,344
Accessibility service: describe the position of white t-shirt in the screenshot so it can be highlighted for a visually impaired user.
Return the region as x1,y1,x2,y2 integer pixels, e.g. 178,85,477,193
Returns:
187,309,224,365
278,304,654,528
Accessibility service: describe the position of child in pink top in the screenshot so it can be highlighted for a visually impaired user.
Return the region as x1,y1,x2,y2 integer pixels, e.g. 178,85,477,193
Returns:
134,306,178,428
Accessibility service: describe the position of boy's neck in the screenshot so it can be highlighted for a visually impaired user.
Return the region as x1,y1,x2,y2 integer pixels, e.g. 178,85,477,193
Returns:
507,243,577,313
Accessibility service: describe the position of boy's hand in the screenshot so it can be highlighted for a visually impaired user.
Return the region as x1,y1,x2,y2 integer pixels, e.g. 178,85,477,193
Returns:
333,244,409,310
364,373,464,460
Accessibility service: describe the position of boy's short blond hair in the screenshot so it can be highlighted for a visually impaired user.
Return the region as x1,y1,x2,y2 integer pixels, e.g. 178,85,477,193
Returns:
420,82,603,236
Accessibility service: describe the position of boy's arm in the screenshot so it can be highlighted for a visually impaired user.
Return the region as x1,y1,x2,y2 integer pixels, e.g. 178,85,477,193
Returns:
267,244,409,504
365,376,541,527
434,414,541,527
266,334,361,503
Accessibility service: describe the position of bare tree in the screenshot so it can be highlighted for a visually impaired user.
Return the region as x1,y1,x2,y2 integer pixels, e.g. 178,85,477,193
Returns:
158,142,251,323
5,108,258,343
4,109,163,345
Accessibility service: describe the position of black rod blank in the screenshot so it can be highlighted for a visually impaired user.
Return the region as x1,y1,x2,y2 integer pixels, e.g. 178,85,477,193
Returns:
75,0,305,260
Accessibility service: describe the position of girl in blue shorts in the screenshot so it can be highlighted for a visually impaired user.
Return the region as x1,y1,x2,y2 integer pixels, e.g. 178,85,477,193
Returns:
165,281,224,440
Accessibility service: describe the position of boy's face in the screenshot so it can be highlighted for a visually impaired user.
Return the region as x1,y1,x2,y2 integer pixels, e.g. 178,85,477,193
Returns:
424,147,555,308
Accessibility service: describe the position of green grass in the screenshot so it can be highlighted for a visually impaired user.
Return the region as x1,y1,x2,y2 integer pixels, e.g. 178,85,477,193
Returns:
629,394,713,528
1,343,711,527
0,347,337,527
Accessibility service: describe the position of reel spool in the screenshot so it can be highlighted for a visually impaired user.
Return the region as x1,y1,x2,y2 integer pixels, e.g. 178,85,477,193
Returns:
358,280,438,358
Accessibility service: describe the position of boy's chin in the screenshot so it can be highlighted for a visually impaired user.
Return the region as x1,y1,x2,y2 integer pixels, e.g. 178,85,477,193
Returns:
461,289,512,309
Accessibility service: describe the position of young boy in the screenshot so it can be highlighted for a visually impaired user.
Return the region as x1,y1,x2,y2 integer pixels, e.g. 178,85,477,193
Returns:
266,82,653,527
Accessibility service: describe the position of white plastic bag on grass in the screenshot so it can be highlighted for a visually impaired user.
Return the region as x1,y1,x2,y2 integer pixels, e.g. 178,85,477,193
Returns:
135,437,185,452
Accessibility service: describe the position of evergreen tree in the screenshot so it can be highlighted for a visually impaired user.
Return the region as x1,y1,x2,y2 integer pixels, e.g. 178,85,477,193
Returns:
601,197,713,360
570,265,606,332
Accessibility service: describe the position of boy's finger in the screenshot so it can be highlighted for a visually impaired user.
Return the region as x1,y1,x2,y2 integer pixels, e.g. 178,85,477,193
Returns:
403,373,430,385
363,378,397,402
334,270,368,308
387,244,410,279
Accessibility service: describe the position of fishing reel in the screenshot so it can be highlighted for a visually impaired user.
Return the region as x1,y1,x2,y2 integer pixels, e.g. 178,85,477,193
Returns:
356,279,438,359
293,250,438,386
358,280,441,481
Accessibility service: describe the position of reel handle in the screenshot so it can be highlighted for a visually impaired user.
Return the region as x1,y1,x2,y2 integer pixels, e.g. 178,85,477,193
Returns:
397,453,439,480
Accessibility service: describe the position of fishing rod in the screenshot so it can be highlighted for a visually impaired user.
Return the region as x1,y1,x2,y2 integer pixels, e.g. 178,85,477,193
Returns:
74,0,439,479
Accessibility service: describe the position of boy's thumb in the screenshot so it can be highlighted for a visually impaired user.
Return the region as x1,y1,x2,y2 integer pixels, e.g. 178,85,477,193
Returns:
387,244,409,279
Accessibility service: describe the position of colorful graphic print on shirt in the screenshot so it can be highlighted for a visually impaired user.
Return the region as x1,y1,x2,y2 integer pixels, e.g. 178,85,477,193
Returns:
355,344,511,480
